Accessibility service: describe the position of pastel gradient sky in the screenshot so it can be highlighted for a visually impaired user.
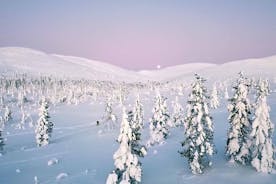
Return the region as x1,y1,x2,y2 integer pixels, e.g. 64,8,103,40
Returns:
0,0,275,70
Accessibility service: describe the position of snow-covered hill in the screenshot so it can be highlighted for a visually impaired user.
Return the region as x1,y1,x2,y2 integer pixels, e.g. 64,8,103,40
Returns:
199,55,276,81
0,47,275,82
0,47,143,82
139,63,216,81
151,56,276,82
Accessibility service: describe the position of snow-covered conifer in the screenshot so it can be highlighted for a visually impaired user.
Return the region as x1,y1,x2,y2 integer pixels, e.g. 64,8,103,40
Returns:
128,109,147,158
210,84,220,109
4,106,12,123
107,107,142,184
67,90,74,105
148,92,170,145
17,91,27,107
27,112,34,128
35,98,53,147
17,106,26,130
0,116,4,151
224,87,229,100
226,72,252,165
133,95,144,129
171,96,185,127
101,99,117,130
250,79,275,173
179,74,215,174
118,86,126,106
0,95,4,107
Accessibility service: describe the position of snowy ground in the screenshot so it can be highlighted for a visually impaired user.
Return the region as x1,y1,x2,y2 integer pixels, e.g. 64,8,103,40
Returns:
0,90,276,184
0,47,276,183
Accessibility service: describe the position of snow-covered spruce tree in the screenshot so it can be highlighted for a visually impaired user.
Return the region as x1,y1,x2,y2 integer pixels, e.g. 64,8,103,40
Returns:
17,106,26,130
35,98,53,147
226,72,252,165
102,99,117,130
210,84,220,109
4,106,12,123
133,95,144,129
128,109,147,158
224,87,229,100
106,107,142,184
148,92,170,146
67,89,74,105
250,79,275,173
0,116,4,152
171,96,185,127
17,91,27,107
27,112,34,128
118,86,126,107
0,95,4,107
179,74,215,174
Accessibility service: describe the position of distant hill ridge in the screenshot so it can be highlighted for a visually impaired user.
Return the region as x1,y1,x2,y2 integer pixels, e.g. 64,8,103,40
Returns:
0,47,275,82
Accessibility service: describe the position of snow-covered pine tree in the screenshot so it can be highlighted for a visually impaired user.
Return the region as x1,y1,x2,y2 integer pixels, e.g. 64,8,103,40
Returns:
67,89,74,105
4,106,12,123
171,96,185,127
106,107,142,184
148,92,170,146
17,91,27,107
118,86,126,107
17,106,26,130
133,95,144,129
250,79,275,173
102,99,117,130
0,116,4,152
226,72,252,165
128,109,147,158
224,87,229,100
27,112,34,128
179,74,215,174
35,97,53,147
0,95,4,107
210,84,220,109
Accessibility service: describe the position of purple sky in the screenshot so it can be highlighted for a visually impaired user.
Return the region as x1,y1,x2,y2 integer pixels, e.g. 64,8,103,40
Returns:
0,0,276,70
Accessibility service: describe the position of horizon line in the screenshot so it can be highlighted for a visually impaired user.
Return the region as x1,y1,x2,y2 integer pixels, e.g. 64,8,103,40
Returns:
0,46,275,71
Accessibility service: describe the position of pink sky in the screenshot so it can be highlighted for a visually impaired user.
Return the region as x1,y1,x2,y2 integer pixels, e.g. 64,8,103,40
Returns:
0,0,275,70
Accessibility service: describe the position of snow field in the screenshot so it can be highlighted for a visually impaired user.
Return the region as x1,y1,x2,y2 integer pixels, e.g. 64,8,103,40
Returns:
0,88,275,183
